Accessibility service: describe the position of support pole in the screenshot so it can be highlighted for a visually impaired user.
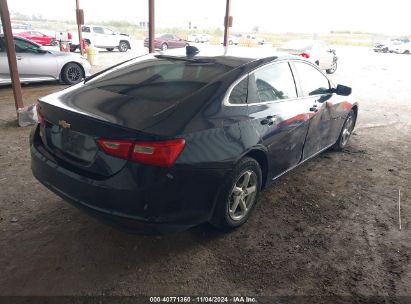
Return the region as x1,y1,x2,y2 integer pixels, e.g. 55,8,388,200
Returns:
0,0,24,111
148,0,155,53
76,0,84,55
223,0,231,47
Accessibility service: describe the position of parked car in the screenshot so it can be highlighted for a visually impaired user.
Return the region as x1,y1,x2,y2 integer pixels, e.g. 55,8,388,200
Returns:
243,34,265,45
70,25,131,52
15,30,58,46
392,42,411,54
277,39,338,74
0,35,91,85
187,34,210,43
373,42,390,53
220,35,239,45
144,34,189,50
31,46,358,234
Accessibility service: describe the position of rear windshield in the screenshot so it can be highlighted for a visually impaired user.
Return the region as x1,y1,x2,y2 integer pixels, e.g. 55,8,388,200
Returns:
282,40,313,50
87,57,232,102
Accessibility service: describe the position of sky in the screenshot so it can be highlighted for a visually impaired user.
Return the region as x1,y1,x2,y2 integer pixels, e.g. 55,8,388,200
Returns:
7,0,411,35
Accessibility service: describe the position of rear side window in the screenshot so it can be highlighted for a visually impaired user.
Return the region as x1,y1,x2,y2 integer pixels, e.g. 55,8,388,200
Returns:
293,62,330,96
82,26,91,33
229,76,248,104
88,58,232,102
251,62,297,103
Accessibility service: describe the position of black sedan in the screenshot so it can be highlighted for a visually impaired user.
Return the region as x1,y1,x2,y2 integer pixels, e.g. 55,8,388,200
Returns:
31,47,358,233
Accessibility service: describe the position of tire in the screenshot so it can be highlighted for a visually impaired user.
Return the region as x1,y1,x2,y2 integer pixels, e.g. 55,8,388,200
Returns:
195,38,199,43
106,48,114,51
331,109,356,151
161,43,168,51
61,62,84,85
210,157,262,231
326,60,337,74
118,41,129,52
229,40,233,45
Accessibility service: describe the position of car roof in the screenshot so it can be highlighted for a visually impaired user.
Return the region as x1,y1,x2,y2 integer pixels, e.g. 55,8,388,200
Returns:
157,46,299,68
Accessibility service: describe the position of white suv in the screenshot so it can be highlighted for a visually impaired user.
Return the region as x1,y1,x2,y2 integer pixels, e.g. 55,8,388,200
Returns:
70,25,131,52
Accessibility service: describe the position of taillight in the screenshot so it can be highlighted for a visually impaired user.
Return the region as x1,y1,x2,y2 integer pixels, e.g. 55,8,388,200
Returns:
97,138,185,168
96,139,133,160
36,102,45,124
130,139,185,167
299,52,310,59
67,32,72,40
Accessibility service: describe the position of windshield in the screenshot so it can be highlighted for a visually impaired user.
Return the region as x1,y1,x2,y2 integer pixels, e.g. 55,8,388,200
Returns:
87,56,232,102
282,40,314,50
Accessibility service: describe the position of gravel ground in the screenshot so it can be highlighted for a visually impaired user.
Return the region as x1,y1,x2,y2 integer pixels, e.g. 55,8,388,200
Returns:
0,46,410,300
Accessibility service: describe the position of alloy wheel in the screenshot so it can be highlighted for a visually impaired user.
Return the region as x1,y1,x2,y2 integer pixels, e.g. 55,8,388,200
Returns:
228,170,258,221
67,66,81,82
329,61,337,73
119,42,128,52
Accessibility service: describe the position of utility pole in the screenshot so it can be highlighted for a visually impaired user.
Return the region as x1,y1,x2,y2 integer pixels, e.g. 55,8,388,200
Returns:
75,0,84,55
223,0,232,47
148,0,155,53
0,0,24,112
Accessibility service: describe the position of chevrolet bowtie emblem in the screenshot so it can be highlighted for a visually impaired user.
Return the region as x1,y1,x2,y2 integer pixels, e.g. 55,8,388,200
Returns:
58,120,71,129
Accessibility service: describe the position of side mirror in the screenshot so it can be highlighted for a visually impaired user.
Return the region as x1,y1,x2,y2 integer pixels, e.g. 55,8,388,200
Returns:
335,84,352,96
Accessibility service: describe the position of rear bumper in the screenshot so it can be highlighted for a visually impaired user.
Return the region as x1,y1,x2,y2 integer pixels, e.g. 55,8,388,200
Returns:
30,125,228,234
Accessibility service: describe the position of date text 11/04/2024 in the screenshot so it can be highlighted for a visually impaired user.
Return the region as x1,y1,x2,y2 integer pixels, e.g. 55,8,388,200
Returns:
149,296,257,303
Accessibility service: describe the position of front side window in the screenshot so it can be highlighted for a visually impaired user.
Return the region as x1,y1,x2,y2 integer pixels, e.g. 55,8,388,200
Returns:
251,62,297,103
229,76,248,104
293,62,330,96
93,27,104,34
14,38,39,53
103,28,114,35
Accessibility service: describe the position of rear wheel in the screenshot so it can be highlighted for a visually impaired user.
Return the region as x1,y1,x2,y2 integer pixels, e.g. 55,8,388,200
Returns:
331,109,356,151
326,60,337,74
210,157,262,231
118,41,129,52
106,48,114,51
161,43,168,51
61,62,84,85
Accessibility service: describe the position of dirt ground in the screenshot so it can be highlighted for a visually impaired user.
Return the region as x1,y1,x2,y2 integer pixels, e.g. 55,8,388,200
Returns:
0,46,410,300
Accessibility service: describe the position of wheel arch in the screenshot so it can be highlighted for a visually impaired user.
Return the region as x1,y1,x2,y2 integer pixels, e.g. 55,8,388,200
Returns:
351,104,359,127
243,148,269,189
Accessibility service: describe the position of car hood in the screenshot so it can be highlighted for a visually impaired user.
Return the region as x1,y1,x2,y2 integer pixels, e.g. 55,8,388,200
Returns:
46,50,87,61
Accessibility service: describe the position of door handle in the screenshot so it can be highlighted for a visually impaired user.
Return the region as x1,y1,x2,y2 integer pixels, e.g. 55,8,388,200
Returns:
261,115,276,126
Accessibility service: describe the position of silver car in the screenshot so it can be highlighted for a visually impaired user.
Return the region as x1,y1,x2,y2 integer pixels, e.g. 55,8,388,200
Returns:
0,35,91,85
277,39,338,74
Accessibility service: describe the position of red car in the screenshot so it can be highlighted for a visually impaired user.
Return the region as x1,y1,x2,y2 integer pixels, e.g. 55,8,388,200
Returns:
15,31,57,46
144,34,188,51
